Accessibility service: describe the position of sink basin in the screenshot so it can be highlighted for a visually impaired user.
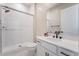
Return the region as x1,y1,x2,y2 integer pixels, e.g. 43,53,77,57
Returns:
45,36,62,41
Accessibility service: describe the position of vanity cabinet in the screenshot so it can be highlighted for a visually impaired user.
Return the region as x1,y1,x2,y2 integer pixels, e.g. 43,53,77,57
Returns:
44,48,56,56
37,44,45,56
37,40,56,56
39,40,57,54
37,39,78,56
57,47,78,56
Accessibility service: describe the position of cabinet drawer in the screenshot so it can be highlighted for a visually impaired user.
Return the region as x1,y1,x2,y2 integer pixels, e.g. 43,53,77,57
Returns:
39,40,57,54
44,49,56,56
57,47,77,56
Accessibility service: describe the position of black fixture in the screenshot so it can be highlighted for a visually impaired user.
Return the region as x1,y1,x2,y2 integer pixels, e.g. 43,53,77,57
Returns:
54,31,63,38
5,9,10,13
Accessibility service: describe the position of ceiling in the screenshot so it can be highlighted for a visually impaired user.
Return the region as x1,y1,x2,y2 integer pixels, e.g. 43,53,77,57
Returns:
22,3,77,10
22,3,34,8
37,3,57,10
22,3,58,10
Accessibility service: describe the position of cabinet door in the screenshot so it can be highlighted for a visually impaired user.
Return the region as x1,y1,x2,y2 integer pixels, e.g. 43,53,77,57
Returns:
37,44,45,56
57,47,77,56
2,7,33,48
37,44,56,56
44,49,56,56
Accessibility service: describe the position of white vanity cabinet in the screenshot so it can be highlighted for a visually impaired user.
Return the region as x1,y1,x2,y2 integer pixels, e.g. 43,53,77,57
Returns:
36,40,57,56
36,37,78,56
44,48,56,56
37,44,56,56
57,47,78,56
37,44,45,56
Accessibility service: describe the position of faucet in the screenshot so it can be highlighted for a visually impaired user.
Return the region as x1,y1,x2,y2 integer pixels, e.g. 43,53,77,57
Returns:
54,31,63,38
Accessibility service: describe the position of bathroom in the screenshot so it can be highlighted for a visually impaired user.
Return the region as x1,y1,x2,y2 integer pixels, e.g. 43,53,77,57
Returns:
0,3,79,56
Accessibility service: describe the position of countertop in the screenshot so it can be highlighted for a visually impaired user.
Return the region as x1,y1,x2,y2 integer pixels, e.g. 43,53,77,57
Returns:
37,36,79,53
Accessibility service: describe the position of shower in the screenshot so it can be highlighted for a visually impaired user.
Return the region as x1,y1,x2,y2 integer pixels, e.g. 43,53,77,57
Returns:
0,5,36,56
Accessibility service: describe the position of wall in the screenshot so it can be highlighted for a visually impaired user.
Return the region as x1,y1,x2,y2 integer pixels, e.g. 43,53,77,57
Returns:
0,6,2,55
36,6,47,36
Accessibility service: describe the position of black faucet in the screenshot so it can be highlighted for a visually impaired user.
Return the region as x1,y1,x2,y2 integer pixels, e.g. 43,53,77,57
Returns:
54,31,63,38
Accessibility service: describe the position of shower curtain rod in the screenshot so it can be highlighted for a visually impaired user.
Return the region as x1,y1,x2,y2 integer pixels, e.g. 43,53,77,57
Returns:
1,6,34,16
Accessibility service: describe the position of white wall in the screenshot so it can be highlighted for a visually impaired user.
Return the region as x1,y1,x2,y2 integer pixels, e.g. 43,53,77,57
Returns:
0,6,2,55
36,7,47,36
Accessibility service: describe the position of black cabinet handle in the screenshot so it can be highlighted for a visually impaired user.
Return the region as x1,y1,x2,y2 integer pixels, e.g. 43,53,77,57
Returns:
45,52,49,56
60,52,70,56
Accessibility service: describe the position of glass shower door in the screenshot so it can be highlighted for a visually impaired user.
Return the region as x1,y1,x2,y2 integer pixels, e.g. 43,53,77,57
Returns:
2,7,33,50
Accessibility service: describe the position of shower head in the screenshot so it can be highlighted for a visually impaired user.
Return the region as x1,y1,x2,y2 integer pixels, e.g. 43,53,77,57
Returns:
2,6,10,13
5,9,10,13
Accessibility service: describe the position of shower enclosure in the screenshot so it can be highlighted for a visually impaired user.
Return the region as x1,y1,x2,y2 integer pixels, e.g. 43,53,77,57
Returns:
0,5,34,56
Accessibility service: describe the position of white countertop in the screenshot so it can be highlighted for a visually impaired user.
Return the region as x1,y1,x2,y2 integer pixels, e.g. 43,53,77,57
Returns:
37,36,79,53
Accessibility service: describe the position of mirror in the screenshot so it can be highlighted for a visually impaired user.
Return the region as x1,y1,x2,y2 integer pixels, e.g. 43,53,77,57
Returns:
46,3,79,36
46,5,61,35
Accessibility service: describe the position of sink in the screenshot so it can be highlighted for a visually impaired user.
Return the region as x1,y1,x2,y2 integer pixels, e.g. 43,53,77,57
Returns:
45,36,62,41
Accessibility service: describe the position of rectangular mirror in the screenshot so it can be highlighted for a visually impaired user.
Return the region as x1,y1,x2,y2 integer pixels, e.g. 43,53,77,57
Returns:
47,3,79,36
61,4,79,36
